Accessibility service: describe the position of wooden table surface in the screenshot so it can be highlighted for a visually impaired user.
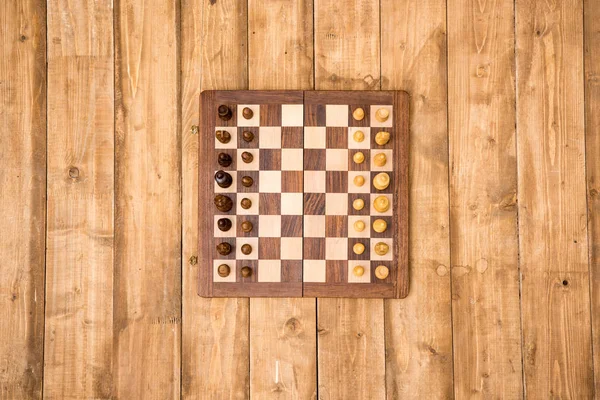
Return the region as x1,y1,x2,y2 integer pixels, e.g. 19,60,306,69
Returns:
1,0,598,398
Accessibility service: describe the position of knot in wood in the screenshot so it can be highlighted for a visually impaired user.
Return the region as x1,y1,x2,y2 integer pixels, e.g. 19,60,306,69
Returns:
284,317,302,336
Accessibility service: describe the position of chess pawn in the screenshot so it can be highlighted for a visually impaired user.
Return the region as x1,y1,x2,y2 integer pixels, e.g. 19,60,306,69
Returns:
242,130,254,142
354,220,366,232
353,151,365,164
214,194,233,212
215,130,231,144
353,130,365,143
353,175,365,187
353,242,365,255
352,107,365,121
375,108,390,122
217,264,231,278
241,266,252,278
353,265,365,277
240,198,252,209
373,196,390,213
218,105,232,121
241,151,254,163
217,218,232,232
373,172,390,190
241,176,254,187
375,265,389,280
242,107,254,120
214,170,233,188
353,198,365,211
241,220,253,232
241,243,252,255
216,242,232,256
218,152,233,167
375,131,391,145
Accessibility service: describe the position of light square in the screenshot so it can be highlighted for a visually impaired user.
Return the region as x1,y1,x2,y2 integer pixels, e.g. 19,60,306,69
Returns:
214,215,237,237
304,127,326,149
371,238,394,261
304,215,325,237
347,172,371,193
370,149,393,171
348,127,371,149
259,127,282,148
237,149,259,171
325,149,349,171
281,149,303,171
259,215,281,237
325,238,347,260
259,171,282,193
304,171,326,193
236,237,259,260
326,104,349,127
258,260,281,282
213,260,236,283
237,192,259,215
348,261,371,283
281,192,303,215
214,170,236,193
370,194,393,216
281,237,303,260
303,260,326,283
215,127,237,149
237,104,260,126
348,216,371,238
370,105,393,127
281,104,304,126
326,193,348,215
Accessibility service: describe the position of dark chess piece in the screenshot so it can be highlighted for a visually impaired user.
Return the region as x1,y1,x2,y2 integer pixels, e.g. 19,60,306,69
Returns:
216,130,231,144
216,242,232,256
217,264,230,278
241,220,253,232
218,105,232,121
241,151,253,163
217,218,232,232
241,266,252,278
241,244,252,255
242,107,253,120
241,176,253,187
218,152,232,167
215,170,233,188
214,194,233,212
240,198,252,210
242,131,254,142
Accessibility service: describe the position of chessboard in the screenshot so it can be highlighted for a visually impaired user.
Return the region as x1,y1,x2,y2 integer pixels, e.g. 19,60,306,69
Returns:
198,90,408,298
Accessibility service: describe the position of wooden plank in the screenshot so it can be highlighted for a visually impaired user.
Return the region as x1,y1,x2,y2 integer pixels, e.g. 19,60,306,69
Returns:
380,0,454,396
114,1,180,398
517,0,594,396
181,0,250,397
585,0,600,395
0,1,46,398
247,1,316,396
314,0,385,398
447,0,523,397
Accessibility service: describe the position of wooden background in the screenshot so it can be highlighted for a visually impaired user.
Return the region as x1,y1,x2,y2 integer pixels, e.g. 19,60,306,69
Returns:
1,0,598,398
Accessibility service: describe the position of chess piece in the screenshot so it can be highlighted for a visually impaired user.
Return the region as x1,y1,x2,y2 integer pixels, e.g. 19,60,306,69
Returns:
373,219,387,233
373,153,387,167
353,130,365,142
218,152,233,167
353,151,365,164
217,218,232,232
373,195,390,213
373,172,390,190
375,265,389,280
241,176,254,187
218,105,232,121
241,266,252,278
353,198,365,211
353,242,365,255
241,151,254,163
216,130,231,144
214,194,233,212
374,242,389,256
215,170,233,188
242,107,254,120
353,175,365,187
241,220,253,232
240,198,252,209
216,242,232,256
241,243,252,255
353,265,365,277
375,131,391,145
352,107,365,121
375,108,390,122
242,131,254,142
354,220,366,232
217,264,231,278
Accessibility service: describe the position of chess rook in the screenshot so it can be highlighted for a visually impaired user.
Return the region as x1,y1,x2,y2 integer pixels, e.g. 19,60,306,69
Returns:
217,104,232,121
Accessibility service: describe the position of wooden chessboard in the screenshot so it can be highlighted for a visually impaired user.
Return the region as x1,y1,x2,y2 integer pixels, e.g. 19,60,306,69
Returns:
198,90,408,298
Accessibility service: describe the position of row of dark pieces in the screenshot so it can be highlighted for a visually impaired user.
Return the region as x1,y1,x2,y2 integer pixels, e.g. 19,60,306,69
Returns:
217,263,251,279
216,129,254,145
218,104,253,122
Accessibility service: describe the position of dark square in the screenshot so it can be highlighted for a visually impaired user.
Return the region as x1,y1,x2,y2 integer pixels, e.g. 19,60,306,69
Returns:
236,215,259,237
348,238,370,260
326,215,348,237
371,128,394,150
326,171,348,193
259,237,281,259
214,193,236,216
348,193,370,215
237,127,259,148
237,171,259,193
370,216,393,238
215,103,237,127
304,149,326,170
305,104,326,126
259,193,281,215
304,193,325,215
282,171,303,193
281,260,302,282
304,238,325,259
348,105,370,127
259,149,282,170
326,260,348,283
282,127,303,148
214,237,236,260
236,260,258,283
259,104,282,126
348,149,370,171
326,127,348,149
370,171,394,194
281,215,302,237
371,261,394,283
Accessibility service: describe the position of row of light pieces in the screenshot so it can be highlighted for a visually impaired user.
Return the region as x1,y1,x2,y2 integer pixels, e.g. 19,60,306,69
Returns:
215,262,390,280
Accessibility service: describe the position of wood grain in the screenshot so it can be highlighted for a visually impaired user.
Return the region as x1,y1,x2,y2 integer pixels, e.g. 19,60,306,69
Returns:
114,1,180,398
517,0,594,396
448,0,523,397
182,0,250,398
585,0,600,395
380,0,454,396
314,0,385,398
44,1,114,398
0,1,46,398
